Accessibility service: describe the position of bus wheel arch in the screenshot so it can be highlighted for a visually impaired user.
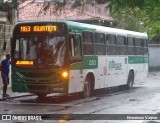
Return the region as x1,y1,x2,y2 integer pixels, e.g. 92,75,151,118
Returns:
126,70,134,90
83,72,95,98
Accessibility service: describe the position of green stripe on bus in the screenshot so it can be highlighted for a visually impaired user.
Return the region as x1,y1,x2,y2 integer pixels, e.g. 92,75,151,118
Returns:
128,56,148,64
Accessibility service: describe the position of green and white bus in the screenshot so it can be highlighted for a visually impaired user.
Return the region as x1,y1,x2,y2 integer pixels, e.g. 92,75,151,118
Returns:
11,21,148,98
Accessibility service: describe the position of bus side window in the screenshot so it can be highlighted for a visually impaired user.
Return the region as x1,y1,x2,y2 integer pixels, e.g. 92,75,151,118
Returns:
117,35,126,55
106,34,117,55
135,38,143,55
127,37,135,55
94,32,106,55
143,39,148,55
69,34,82,63
82,31,94,55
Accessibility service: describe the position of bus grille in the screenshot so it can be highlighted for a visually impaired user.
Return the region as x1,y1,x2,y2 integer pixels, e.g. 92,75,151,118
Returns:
20,72,56,78
27,85,47,91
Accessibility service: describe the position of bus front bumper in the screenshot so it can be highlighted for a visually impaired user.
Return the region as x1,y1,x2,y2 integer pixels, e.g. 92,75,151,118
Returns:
12,82,68,94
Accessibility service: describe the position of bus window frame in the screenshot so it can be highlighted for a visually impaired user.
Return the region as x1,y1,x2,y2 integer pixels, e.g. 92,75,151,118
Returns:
94,32,106,55
117,35,127,55
142,38,148,56
106,34,117,55
135,38,143,55
82,31,94,55
127,36,136,55
69,33,82,64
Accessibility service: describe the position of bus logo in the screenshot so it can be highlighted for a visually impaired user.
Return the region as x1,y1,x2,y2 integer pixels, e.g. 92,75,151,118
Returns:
109,60,122,70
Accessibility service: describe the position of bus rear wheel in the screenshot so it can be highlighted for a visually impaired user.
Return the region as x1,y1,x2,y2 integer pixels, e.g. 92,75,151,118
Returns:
83,77,92,98
126,71,134,90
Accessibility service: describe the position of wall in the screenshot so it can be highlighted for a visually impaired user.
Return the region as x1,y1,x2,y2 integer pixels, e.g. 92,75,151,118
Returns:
148,44,160,71
0,24,12,90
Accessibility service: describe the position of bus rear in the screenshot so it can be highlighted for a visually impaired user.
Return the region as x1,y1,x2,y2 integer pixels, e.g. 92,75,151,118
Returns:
11,21,69,97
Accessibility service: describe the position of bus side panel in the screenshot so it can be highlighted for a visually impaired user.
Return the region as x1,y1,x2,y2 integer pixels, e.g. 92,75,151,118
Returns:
128,56,148,82
93,56,106,89
106,56,127,87
68,55,107,93
68,70,83,93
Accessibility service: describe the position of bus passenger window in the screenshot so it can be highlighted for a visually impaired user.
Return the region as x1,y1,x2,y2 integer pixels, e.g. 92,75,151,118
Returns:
127,37,135,55
94,32,106,55
143,39,148,55
82,31,94,55
83,31,93,43
135,38,143,55
117,35,126,55
106,34,117,55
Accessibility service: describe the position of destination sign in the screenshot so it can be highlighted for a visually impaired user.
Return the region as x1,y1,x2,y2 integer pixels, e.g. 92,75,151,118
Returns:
20,25,57,32
13,23,67,35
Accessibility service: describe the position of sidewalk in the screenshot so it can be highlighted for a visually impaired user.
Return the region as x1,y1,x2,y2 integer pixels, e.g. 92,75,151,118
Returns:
0,87,33,101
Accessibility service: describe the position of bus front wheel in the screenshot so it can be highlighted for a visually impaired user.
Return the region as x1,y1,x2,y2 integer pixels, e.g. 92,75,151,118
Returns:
126,71,134,90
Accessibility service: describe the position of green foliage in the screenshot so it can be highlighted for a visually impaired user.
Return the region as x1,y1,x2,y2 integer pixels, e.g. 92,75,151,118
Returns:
108,0,160,41
69,0,160,40
112,8,142,31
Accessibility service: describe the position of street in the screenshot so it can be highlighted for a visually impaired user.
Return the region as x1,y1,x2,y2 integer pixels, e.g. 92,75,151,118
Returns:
0,72,160,123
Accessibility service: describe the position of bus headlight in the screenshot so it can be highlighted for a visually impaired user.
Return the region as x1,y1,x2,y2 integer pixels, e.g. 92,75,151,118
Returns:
61,71,69,79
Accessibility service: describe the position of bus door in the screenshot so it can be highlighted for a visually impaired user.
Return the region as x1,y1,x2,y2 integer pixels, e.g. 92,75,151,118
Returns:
68,33,83,93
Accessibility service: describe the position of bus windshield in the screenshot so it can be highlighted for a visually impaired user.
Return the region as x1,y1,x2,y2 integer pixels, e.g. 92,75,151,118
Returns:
13,35,66,69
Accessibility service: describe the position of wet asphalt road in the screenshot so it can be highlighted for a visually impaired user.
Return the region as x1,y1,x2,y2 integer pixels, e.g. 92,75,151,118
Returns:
0,72,160,123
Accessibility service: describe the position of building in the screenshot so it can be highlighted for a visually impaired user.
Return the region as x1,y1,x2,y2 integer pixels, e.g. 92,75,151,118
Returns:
0,11,13,58
18,0,113,26
0,5,14,89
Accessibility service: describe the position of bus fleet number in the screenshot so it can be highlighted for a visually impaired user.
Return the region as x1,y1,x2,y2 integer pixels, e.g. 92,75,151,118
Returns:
89,60,96,66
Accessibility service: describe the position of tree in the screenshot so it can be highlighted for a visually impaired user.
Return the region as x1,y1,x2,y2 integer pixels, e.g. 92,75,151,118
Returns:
109,0,160,40
43,0,160,40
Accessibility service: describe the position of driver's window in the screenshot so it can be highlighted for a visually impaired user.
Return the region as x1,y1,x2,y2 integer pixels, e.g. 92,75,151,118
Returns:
69,34,82,63
14,39,20,58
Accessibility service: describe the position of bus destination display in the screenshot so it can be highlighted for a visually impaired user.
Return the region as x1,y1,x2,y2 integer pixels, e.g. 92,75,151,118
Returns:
20,25,57,32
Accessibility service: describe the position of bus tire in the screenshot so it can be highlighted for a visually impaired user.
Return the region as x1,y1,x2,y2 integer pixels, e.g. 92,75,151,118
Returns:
126,71,134,90
82,76,92,98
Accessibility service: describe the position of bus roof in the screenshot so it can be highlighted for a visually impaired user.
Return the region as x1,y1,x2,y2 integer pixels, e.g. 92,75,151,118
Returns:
16,20,148,38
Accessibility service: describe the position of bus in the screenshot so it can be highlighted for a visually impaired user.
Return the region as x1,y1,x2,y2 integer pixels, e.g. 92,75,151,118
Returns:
11,20,148,98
